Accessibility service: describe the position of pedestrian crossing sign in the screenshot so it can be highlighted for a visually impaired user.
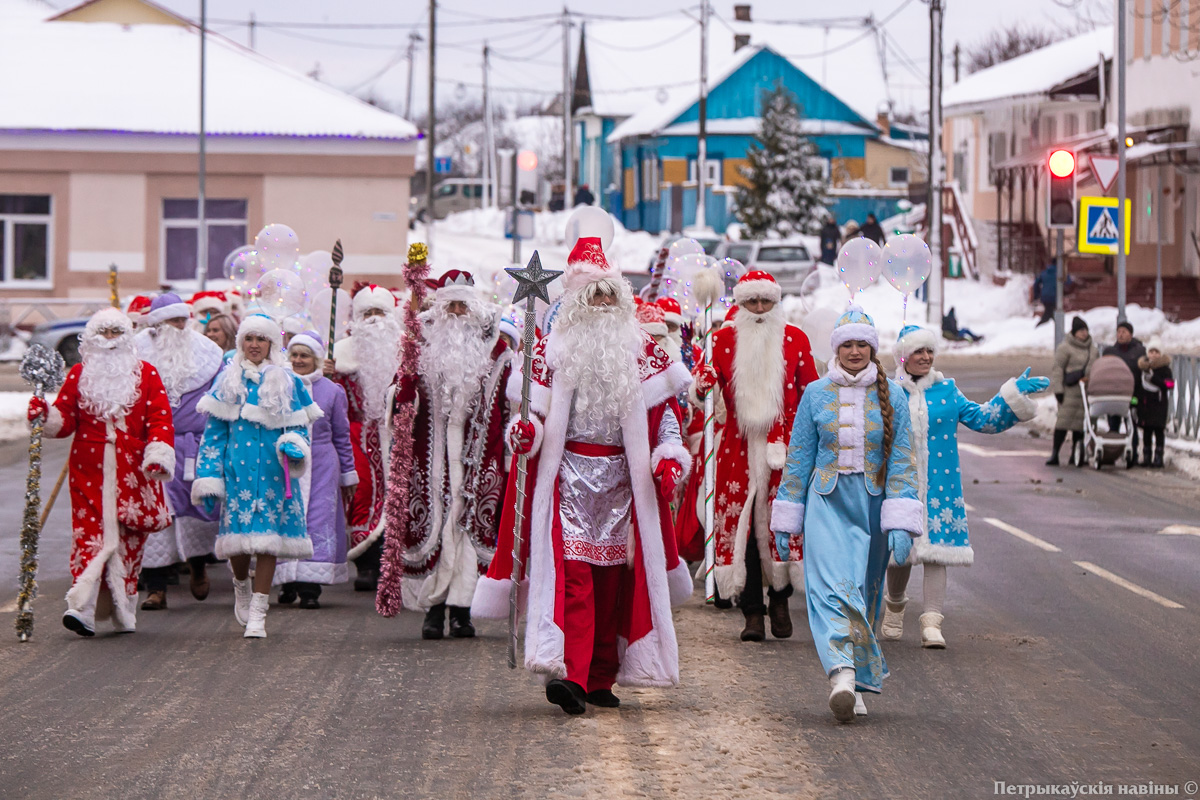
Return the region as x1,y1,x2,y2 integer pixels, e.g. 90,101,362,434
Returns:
1077,196,1131,255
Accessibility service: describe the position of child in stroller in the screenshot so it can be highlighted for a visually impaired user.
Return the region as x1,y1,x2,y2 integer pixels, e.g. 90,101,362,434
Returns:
1080,355,1137,469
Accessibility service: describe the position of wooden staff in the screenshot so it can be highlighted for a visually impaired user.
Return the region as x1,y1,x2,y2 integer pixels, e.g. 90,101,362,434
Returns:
327,240,344,350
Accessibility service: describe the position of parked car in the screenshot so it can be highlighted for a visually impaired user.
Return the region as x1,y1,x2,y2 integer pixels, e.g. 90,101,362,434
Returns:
410,178,491,222
29,318,88,367
714,240,817,295
646,232,726,271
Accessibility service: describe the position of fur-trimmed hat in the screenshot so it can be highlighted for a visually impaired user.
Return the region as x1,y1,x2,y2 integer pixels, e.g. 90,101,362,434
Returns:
636,302,668,337
893,324,939,364
656,297,685,327
1145,336,1164,353
145,292,192,326
236,313,284,362
85,307,133,337
126,295,153,324
732,270,782,305
288,330,327,363
190,290,227,317
352,284,396,318
429,269,476,303
498,307,523,345
563,236,617,291
830,305,878,352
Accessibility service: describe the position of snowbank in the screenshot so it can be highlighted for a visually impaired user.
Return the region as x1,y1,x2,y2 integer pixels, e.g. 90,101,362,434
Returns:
0,391,34,443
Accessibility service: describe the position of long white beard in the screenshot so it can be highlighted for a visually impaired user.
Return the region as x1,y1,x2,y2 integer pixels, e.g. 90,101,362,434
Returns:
144,325,195,407
79,334,142,421
548,302,643,431
420,312,494,420
351,314,402,421
656,333,683,363
732,307,786,435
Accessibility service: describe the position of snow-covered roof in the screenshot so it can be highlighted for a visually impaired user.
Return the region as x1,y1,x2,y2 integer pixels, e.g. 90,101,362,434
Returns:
0,19,419,141
657,117,873,138
943,27,1112,112
581,16,911,128
0,0,53,21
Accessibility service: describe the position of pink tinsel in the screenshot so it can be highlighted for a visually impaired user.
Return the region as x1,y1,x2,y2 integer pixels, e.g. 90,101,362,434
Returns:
375,253,430,617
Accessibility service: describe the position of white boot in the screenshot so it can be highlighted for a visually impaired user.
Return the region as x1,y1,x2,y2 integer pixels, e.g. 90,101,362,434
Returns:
62,587,98,638
920,612,946,649
854,692,868,717
244,592,269,639
233,577,253,627
881,595,907,640
828,668,856,722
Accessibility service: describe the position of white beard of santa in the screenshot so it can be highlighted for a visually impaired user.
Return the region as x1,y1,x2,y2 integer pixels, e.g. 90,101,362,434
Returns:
655,333,683,363
731,305,786,435
349,313,402,421
144,323,195,406
78,328,142,421
420,301,495,420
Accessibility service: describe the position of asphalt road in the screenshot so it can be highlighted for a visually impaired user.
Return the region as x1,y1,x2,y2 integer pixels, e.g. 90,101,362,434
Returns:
1,358,1198,799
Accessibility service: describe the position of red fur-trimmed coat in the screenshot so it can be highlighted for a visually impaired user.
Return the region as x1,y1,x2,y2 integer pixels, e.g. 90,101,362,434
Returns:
44,362,175,628
696,323,818,598
472,333,694,688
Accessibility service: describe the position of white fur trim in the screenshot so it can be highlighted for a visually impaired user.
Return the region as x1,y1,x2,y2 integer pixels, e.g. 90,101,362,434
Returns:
641,321,669,337
505,368,551,418
830,322,879,352
912,537,975,566
835,385,867,472
506,414,544,458
436,285,477,303
42,405,64,437
667,560,694,606
651,440,692,483
287,333,326,361
195,393,240,421
881,497,924,536
470,576,528,619
145,302,191,326
190,476,225,505
239,402,313,431
770,499,805,534
215,533,314,560
733,278,781,304
141,440,176,481
340,470,360,487
236,315,283,352
352,286,396,317
999,376,1038,422
661,311,685,327
276,432,311,478
65,434,123,624
893,327,939,363
766,441,787,470
346,516,386,561
641,359,692,409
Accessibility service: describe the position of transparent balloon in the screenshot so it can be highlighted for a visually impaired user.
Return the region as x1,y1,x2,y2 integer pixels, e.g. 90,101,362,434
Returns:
225,247,267,294
564,206,615,252
881,234,933,295
667,237,705,261
308,287,353,343
298,250,334,292
798,268,824,313
661,252,710,318
248,268,306,322
836,238,882,298
719,257,747,299
801,306,840,363
255,223,302,272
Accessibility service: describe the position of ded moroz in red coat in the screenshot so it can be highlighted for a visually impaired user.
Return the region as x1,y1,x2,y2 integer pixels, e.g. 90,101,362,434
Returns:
44,361,175,629
472,334,695,688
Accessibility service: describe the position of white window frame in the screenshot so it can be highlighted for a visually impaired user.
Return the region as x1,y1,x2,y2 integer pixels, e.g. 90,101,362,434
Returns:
687,159,722,187
888,166,911,188
159,199,249,286
641,154,660,202
0,195,54,288
1135,166,1175,245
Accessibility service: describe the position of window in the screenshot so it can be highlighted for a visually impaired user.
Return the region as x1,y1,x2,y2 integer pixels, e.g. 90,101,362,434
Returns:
1135,167,1175,245
988,132,1007,169
1086,110,1101,132
687,159,722,186
725,244,754,263
889,167,911,187
0,194,53,285
641,154,659,202
436,183,458,197
1064,113,1079,137
162,198,248,283
756,244,811,263
1042,115,1057,144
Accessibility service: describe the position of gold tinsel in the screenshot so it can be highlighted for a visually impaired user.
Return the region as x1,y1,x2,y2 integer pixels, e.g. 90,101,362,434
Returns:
16,418,42,641
407,242,428,265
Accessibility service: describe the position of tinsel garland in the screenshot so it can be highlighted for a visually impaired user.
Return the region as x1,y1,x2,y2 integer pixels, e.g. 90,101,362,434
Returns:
375,243,430,617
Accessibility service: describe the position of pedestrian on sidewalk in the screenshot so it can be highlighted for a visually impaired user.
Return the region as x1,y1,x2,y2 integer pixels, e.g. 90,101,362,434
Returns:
770,307,922,722
1136,337,1173,468
273,332,357,609
1047,316,1097,466
193,314,321,639
881,325,1047,649
1102,321,1146,452
29,308,176,636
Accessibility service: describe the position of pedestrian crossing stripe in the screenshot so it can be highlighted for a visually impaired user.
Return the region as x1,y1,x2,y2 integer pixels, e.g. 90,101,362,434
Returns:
1078,196,1131,255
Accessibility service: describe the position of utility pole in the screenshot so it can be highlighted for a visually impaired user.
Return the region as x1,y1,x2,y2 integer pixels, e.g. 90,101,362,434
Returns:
426,0,436,258
926,0,944,325
405,30,422,122
696,0,709,231
248,11,256,50
562,7,573,211
952,42,960,82
197,0,208,291
483,42,493,210
1116,0,1128,323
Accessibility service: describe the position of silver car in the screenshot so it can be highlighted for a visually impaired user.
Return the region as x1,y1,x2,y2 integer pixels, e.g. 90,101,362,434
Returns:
715,240,817,295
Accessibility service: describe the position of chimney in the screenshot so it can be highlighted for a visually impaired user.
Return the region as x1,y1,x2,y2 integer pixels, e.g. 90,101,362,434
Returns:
733,4,751,22
734,33,751,52
876,111,891,137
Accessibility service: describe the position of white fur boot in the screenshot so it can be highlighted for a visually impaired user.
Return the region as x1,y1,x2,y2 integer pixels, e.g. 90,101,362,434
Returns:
854,692,868,717
62,586,98,638
828,668,857,723
244,592,269,639
881,595,907,640
233,577,253,627
920,612,946,649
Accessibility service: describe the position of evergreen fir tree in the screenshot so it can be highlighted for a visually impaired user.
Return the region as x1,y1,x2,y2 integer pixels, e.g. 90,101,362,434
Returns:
734,84,829,239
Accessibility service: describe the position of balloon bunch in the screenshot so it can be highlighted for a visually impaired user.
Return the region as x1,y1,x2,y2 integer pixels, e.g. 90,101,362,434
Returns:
658,238,740,318
223,224,337,329
835,232,932,320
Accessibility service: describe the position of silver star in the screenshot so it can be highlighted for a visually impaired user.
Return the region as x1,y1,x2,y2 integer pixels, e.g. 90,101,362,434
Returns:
505,250,563,305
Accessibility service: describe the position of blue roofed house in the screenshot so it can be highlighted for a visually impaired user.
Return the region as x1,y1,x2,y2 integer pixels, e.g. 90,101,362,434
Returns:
572,8,927,235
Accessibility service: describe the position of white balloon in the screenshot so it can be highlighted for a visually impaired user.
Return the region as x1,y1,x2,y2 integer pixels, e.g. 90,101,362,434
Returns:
255,223,302,271
564,206,616,252
881,234,933,295
225,247,267,294
801,306,840,363
837,238,882,298
249,268,306,322
309,287,353,344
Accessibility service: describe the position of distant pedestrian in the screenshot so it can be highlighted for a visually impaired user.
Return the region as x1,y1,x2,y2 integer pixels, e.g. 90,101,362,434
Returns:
860,213,886,246
1032,263,1057,327
1102,321,1146,453
819,214,841,265
1047,316,1098,466
840,219,861,245
573,184,595,206
941,307,983,343
1136,337,1173,468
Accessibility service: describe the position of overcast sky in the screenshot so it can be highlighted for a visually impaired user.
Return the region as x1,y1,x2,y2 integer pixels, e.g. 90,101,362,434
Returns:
49,0,1113,119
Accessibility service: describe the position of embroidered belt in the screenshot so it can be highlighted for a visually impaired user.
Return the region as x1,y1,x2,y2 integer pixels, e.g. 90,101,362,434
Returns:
564,441,625,457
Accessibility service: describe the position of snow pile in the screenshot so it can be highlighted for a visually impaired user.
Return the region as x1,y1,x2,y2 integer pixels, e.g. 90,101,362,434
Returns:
0,391,36,442
0,334,28,362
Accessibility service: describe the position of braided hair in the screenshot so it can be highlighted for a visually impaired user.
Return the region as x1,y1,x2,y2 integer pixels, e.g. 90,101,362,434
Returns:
871,351,894,486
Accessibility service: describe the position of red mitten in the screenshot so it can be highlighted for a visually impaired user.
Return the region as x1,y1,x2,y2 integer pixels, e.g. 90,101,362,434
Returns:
654,459,683,499
508,420,537,455
693,365,718,395
394,373,418,407
27,396,48,423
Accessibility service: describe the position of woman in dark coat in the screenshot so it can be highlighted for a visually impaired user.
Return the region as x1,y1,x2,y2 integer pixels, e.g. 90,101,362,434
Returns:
1136,337,1173,468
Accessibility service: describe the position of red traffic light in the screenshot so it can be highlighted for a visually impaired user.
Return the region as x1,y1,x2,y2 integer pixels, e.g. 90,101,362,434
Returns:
1048,149,1075,178
517,150,538,171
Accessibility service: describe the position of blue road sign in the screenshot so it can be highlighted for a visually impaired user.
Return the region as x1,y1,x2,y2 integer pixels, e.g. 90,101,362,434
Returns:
434,156,452,174
1077,196,1130,255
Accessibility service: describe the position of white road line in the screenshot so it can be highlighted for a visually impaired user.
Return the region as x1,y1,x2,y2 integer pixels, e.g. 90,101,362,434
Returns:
983,517,1062,552
0,598,18,614
964,502,975,512
958,443,1046,458
1073,561,1185,609
1159,524,1200,537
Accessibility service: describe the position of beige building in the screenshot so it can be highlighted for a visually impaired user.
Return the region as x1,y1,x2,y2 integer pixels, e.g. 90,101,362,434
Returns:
0,0,418,302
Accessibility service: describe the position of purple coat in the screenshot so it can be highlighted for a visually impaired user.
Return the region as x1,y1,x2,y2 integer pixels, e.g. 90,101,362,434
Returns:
169,381,220,521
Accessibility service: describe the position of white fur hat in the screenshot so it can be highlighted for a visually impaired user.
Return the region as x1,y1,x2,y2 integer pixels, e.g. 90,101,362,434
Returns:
830,305,878,352
145,292,192,326
431,269,477,303
85,307,133,337
236,313,284,362
288,330,327,365
352,284,397,318
893,324,939,363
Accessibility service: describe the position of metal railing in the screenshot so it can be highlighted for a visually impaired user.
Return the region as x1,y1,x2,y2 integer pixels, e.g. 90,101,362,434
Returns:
1168,354,1199,441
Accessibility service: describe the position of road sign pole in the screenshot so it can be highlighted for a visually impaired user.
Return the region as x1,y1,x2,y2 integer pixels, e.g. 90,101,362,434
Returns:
1054,229,1065,348
1155,167,1163,310
1116,0,1127,324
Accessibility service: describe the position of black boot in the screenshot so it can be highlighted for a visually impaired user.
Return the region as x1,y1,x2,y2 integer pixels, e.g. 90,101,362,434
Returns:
422,603,446,640
586,688,621,708
1153,444,1165,469
448,605,475,638
278,582,298,605
1046,429,1067,466
297,583,321,609
353,540,381,592
767,585,794,639
545,679,587,715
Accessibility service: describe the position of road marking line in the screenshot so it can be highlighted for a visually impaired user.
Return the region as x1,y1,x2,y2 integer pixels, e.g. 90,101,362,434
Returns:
964,502,975,512
959,443,1046,458
983,517,1061,552
0,598,18,614
1073,561,1185,609
1159,524,1200,537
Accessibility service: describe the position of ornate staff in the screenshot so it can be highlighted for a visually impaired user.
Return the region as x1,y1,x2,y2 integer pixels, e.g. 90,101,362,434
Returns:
693,267,724,604
503,251,562,668
16,345,66,641
327,239,344,350
643,245,670,303
107,262,120,309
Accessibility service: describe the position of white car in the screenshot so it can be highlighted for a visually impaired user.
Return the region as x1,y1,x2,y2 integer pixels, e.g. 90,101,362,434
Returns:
715,240,817,295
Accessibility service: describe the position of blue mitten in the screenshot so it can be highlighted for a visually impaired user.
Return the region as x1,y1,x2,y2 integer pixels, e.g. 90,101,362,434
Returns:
279,441,304,460
889,530,912,566
1015,367,1050,395
774,531,790,561
202,496,217,516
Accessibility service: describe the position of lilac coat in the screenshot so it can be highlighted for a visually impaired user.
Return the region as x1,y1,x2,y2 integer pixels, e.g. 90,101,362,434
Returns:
169,380,220,521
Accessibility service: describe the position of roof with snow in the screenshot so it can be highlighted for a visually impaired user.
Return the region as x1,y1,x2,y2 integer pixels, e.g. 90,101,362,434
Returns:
943,26,1113,112
577,15,914,126
0,18,419,141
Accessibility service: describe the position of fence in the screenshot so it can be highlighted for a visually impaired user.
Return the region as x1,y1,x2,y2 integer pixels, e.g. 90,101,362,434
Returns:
1168,354,1199,441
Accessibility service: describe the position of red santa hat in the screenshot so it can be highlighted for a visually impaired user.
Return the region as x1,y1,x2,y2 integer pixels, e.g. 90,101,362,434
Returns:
428,269,476,303
563,236,618,292
351,284,397,318
732,270,782,305
190,290,227,316
635,302,668,337
656,297,685,327
126,295,153,323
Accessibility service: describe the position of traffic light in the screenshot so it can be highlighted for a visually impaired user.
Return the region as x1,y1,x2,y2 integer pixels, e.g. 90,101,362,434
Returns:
1047,149,1076,229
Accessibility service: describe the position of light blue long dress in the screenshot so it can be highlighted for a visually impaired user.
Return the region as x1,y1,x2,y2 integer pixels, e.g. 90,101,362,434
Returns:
771,362,923,693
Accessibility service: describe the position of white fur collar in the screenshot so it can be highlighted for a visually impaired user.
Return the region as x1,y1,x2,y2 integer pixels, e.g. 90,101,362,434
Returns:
827,358,878,387
895,367,944,392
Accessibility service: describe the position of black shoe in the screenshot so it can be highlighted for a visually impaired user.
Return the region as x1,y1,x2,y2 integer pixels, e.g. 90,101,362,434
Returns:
278,584,298,605
298,595,320,610
713,597,733,609
448,606,475,638
546,679,587,715
1045,456,1060,466
586,689,620,708
768,595,793,639
740,613,766,642
422,603,446,640
354,570,377,592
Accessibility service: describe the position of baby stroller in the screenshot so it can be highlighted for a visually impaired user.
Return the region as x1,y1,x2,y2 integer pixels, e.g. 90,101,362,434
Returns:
1080,355,1137,470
